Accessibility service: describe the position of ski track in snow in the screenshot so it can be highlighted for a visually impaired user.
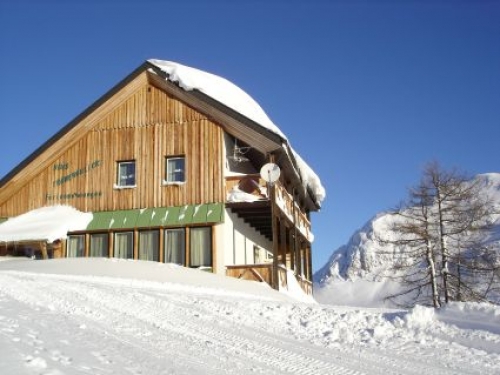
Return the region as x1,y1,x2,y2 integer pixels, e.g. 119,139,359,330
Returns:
1,271,499,375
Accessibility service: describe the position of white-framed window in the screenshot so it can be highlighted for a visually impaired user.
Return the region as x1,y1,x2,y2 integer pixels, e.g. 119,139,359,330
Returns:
164,156,185,184
190,227,212,268
253,246,273,264
90,233,108,257
114,231,134,259
138,230,159,262
67,235,85,257
116,160,136,188
164,228,185,265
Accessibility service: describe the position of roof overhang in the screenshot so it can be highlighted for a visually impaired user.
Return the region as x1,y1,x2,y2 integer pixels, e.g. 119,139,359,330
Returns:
146,63,284,155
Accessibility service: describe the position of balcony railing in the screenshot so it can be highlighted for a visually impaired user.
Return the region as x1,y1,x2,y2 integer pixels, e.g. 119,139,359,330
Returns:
226,174,312,240
225,264,313,295
273,183,313,242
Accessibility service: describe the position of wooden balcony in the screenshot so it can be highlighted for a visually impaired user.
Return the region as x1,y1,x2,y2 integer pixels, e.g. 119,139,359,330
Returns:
225,174,312,242
225,174,314,295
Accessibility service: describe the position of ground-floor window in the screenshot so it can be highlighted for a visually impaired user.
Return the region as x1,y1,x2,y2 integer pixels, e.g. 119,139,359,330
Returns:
164,228,185,265
114,231,134,259
90,233,108,257
67,226,213,269
139,230,159,261
67,235,85,257
190,227,212,268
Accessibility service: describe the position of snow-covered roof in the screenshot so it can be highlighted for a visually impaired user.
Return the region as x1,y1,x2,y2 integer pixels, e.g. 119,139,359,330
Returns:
0,205,92,243
148,59,326,205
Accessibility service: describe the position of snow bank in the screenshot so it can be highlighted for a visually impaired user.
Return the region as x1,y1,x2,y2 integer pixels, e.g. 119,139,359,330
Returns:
437,302,500,334
405,305,435,329
0,205,92,243
1,258,499,374
314,278,402,308
280,268,316,304
0,258,300,302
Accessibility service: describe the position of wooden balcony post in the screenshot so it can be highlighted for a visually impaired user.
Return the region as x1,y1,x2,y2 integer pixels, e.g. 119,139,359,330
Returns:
40,241,48,260
271,183,279,290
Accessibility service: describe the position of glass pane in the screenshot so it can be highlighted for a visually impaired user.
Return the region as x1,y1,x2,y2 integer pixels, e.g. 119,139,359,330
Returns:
67,235,84,257
139,230,159,262
165,228,185,265
90,233,108,257
190,227,212,268
166,157,185,182
114,232,134,259
118,161,135,186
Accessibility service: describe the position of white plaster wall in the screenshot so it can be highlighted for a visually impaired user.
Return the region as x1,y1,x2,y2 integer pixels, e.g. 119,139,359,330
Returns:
223,208,273,266
213,222,226,276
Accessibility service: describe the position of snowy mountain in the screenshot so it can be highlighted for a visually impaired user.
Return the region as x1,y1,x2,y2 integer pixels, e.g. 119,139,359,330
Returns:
1,257,499,374
314,173,500,307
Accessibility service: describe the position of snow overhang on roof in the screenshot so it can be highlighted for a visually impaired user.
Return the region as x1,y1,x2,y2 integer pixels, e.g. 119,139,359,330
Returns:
147,59,326,207
0,206,92,243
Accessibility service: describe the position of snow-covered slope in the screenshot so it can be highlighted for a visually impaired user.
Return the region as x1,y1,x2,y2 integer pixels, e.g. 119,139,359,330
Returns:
314,173,500,307
1,258,499,374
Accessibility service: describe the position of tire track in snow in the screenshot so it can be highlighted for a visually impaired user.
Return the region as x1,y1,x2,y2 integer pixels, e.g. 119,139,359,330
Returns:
0,272,495,375
2,273,360,374
0,273,229,375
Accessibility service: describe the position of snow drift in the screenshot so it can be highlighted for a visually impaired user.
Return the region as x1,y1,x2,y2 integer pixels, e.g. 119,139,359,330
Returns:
0,258,499,374
0,205,92,243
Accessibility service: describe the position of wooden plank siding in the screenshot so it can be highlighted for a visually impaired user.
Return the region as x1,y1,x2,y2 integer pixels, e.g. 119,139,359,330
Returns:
0,73,225,217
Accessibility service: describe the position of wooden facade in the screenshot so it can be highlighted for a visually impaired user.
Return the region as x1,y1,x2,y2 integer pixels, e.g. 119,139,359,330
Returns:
0,61,322,295
0,74,224,215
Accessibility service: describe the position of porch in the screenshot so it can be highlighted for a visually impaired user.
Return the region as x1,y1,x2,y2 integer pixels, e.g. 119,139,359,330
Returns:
225,264,313,295
225,174,314,295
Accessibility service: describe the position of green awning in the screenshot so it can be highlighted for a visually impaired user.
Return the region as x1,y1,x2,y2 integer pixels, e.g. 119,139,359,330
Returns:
86,203,224,231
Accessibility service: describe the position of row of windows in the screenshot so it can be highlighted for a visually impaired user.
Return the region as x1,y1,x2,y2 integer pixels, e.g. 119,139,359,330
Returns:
116,157,186,188
67,227,212,268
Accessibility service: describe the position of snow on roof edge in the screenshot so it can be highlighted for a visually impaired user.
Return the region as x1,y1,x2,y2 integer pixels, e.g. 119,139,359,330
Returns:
148,59,326,205
0,205,92,243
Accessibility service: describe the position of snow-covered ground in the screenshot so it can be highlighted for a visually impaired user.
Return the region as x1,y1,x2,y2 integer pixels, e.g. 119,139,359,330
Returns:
0,258,499,374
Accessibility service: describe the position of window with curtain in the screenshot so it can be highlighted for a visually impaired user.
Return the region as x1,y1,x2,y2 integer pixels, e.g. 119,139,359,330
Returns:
190,227,212,268
164,228,185,265
116,160,136,187
139,230,159,262
165,156,185,183
67,235,85,257
114,232,134,259
90,233,108,257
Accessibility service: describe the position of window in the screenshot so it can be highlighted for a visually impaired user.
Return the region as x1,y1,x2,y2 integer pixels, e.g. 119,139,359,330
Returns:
116,161,136,187
253,246,272,264
190,227,212,268
165,156,185,183
138,230,159,261
164,228,185,265
67,235,85,257
114,232,134,259
90,233,108,257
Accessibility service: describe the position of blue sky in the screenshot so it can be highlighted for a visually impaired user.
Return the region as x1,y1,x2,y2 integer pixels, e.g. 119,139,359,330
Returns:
1,0,499,271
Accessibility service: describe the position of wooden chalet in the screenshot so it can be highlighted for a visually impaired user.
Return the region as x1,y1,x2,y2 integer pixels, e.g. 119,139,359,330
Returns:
0,60,325,295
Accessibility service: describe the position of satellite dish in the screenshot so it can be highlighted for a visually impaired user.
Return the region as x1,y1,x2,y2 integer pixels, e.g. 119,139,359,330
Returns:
260,163,280,184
